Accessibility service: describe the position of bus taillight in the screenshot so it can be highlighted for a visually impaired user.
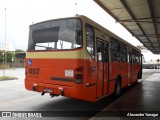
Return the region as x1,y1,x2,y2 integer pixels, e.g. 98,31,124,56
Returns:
74,67,83,84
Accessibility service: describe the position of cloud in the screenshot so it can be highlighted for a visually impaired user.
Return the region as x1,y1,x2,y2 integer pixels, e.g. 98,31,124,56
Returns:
0,0,77,50
0,0,143,52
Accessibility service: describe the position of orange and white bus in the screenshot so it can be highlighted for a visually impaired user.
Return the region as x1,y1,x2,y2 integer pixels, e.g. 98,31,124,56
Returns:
25,15,142,102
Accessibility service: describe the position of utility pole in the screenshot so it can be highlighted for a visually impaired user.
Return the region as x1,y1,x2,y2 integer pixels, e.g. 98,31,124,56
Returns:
3,52,5,76
3,8,7,76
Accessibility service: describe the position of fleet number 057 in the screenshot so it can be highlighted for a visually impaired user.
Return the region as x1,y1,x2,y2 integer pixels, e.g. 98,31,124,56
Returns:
29,68,40,75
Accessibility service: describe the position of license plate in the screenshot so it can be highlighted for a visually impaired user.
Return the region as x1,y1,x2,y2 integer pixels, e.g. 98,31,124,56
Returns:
44,88,53,93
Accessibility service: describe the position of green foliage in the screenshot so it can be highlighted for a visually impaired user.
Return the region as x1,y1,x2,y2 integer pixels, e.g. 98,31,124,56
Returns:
0,50,5,63
0,50,15,63
15,49,25,53
0,49,25,63
0,76,18,80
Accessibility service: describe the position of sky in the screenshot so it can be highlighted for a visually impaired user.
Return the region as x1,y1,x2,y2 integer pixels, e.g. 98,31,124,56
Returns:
0,0,159,61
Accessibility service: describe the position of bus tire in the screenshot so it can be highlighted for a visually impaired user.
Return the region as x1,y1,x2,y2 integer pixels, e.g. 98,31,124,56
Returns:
114,78,121,97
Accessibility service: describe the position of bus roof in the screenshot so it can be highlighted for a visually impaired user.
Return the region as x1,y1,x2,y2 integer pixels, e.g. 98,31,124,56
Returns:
79,15,141,53
30,15,141,53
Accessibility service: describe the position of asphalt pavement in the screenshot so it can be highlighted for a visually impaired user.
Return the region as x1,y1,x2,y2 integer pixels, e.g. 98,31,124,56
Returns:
0,68,159,120
91,69,160,120
0,68,115,120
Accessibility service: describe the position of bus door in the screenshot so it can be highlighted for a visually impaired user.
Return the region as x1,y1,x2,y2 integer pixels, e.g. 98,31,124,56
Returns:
96,40,109,98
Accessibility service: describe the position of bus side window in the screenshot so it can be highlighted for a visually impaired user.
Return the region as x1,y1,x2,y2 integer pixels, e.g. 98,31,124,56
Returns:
97,46,102,61
135,52,140,64
132,50,136,63
128,52,132,63
110,38,120,62
120,42,127,62
86,25,95,58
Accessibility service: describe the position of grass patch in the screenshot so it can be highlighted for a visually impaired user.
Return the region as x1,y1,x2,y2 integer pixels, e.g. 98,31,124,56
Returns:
0,76,18,81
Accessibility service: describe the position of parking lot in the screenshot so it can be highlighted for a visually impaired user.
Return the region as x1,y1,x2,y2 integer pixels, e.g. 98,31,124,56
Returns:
0,68,159,120
0,68,115,120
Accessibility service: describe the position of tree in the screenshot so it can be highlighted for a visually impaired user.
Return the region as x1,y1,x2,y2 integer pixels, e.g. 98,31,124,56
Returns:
0,50,15,63
0,50,4,63
6,51,15,62
15,49,25,53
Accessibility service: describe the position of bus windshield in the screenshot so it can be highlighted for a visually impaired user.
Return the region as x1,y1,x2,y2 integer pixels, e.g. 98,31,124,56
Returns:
28,18,82,50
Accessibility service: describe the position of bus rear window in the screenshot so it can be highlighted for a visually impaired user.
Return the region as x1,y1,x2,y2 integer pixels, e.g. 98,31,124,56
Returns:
28,18,82,50
33,27,59,43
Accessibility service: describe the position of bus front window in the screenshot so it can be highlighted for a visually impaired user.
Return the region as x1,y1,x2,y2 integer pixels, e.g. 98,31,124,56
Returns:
28,18,82,50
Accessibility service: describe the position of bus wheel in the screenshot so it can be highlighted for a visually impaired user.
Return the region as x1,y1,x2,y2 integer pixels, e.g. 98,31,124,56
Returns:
114,78,121,97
